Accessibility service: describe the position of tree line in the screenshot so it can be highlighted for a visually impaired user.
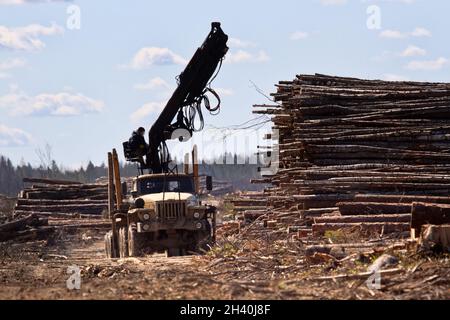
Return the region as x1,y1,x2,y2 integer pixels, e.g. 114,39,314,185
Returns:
0,153,263,196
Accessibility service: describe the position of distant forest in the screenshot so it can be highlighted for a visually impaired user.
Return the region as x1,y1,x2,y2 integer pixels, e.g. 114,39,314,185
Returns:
0,152,264,196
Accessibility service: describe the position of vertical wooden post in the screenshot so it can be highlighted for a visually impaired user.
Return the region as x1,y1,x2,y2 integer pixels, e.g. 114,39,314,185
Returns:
192,145,199,194
184,153,190,174
212,209,217,244
107,152,115,218
112,149,123,209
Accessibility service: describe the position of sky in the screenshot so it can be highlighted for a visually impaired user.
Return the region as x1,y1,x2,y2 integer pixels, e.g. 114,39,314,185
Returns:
0,0,449,168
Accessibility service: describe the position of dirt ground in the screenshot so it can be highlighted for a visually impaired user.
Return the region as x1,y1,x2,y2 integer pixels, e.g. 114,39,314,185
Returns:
0,223,449,300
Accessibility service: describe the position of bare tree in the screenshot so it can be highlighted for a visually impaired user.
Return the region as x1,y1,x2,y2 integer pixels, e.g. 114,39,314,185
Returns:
35,143,53,170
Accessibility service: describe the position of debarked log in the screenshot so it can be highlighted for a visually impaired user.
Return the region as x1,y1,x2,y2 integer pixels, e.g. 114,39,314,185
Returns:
337,202,412,215
14,204,107,214
23,177,82,185
24,191,108,200
312,222,410,236
12,210,106,219
16,199,107,206
314,214,411,224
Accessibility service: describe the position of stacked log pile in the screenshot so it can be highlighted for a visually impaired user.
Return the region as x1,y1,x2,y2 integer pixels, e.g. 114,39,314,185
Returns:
253,74,450,236
218,192,268,238
0,178,111,243
225,191,268,224
14,178,108,217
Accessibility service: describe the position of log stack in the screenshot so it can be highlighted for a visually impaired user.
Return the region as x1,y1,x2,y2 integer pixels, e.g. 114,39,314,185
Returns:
254,74,450,236
224,192,268,224
13,178,108,218
0,178,111,243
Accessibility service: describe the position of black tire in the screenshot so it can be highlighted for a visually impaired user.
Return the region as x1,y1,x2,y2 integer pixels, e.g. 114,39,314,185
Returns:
104,231,114,258
118,227,129,258
128,224,146,257
166,248,182,257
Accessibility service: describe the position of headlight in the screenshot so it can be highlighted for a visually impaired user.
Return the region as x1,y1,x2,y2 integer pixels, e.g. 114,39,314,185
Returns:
138,210,155,221
193,212,200,219
187,198,198,206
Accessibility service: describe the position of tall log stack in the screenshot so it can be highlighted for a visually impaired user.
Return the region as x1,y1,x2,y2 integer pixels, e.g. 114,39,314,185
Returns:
254,74,450,236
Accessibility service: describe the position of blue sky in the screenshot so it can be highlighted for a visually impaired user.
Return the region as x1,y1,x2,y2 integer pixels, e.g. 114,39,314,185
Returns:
0,0,449,168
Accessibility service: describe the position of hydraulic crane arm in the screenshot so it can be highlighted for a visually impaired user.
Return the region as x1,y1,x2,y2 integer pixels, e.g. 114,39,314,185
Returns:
143,22,228,173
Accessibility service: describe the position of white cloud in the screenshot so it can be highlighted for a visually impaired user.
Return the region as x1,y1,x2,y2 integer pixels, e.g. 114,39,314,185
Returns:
380,29,407,39
0,87,104,116
0,124,32,147
410,27,432,37
0,0,24,3
134,77,170,91
228,37,256,48
290,31,309,41
214,88,234,96
130,102,164,123
0,58,26,70
362,0,415,3
0,0,68,4
226,50,252,63
382,74,410,81
320,0,347,5
379,27,432,39
224,37,269,64
0,58,26,78
400,45,426,57
0,23,64,51
126,47,187,69
406,57,448,71
226,49,269,64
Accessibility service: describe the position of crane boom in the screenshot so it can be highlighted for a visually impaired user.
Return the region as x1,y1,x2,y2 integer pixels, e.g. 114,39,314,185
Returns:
124,22,228,173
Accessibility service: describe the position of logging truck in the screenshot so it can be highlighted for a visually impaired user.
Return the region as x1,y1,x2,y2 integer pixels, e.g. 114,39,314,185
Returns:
105,22,228,258
105,163,217,257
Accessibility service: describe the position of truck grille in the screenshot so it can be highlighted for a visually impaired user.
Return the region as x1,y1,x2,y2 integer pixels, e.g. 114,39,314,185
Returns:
156,201,186,220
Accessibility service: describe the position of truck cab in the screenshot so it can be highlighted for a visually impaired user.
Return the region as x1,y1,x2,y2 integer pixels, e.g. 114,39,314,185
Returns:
105,173,216,258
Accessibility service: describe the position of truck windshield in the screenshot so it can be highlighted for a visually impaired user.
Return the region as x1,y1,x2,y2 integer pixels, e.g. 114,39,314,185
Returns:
138,176,195,194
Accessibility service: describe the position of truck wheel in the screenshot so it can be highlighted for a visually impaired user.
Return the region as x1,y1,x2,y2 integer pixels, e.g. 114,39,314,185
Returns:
104,231,116,258
166,248,182,257
128,224,145,257
118,227,129,258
